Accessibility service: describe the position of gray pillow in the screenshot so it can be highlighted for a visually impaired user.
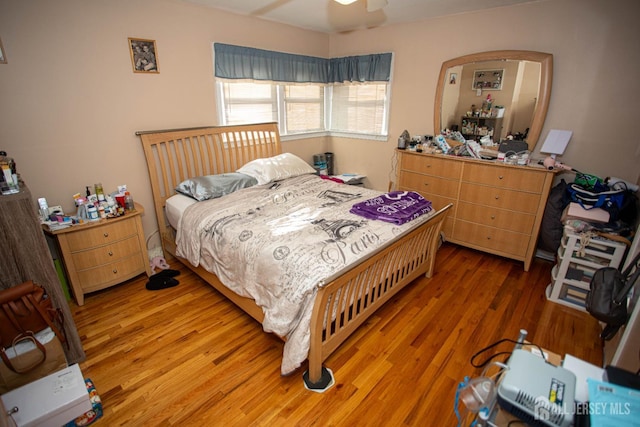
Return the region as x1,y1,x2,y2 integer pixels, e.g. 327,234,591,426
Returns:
175,173,258,201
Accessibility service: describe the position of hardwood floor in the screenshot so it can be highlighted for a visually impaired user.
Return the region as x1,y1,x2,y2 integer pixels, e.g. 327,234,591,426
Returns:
71,243,603,426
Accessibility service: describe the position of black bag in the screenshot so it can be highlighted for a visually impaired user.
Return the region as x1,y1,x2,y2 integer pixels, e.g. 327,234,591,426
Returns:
586,251,640,340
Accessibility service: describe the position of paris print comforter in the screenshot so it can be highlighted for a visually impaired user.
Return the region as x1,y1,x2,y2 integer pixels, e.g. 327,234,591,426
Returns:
176,173,434,375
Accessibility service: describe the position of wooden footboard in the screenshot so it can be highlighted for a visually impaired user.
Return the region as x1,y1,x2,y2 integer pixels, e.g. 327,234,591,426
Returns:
306,204,451,385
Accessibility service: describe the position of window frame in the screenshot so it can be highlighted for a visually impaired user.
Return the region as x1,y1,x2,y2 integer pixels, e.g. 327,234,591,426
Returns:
216,79,391,142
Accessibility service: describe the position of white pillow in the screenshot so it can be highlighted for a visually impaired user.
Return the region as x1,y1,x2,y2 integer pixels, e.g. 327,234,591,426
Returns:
236,153,316,185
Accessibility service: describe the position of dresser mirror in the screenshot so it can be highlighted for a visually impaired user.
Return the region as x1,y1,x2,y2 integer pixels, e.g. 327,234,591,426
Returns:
434,50,553,151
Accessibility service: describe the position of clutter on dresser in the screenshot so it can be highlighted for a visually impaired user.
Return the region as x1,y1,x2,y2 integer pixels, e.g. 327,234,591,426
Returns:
40,183,138,232
0,150,19,195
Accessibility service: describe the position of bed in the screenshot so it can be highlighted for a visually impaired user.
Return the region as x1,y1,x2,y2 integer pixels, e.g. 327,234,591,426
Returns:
138,122,451,390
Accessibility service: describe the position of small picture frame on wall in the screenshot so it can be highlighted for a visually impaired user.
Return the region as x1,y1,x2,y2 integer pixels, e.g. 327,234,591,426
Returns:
472,69,503,90
449,72,457,85
128,38,159,73
0,37,7,64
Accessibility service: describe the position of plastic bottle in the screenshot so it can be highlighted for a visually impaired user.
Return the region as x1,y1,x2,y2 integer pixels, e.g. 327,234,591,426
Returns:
124,191,134,211
87,204,99,221
38,198,49,221
95,183,105,202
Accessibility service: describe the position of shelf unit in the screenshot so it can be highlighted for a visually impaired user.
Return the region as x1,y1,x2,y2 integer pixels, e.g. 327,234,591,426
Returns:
460,116,503,142
546,226,627,311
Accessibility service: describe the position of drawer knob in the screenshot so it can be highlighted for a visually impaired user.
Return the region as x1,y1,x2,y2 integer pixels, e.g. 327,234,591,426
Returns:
108,251,113,256
486,236,492,240
424,183,429,186
491,215,495,220
112,269,118,274
495,195,500,200
103,232,109,238
498,175,504,180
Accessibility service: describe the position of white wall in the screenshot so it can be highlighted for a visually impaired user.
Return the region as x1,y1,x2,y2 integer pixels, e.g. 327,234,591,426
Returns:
1,0,639,246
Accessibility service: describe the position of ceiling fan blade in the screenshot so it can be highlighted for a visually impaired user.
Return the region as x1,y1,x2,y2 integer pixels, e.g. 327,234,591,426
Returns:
367,0,388,12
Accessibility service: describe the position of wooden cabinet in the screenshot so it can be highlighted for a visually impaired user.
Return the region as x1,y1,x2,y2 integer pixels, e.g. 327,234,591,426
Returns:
397,150,555,271
45,203,151,305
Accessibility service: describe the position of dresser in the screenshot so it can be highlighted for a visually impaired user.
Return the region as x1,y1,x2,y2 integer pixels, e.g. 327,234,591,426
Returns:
397,150,556,271
45,203,151,305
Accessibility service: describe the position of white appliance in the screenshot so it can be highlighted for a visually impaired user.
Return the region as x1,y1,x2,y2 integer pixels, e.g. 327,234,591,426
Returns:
497,349,576,427
0,364,91,427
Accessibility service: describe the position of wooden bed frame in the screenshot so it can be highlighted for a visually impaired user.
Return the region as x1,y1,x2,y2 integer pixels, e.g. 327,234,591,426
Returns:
137,122,451,389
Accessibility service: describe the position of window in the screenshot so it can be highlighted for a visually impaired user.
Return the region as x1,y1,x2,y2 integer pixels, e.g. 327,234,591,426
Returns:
217,80,389,138
214,43,392,139
330,83,388,136
217,81,327,136
283,84,326,134
218,81,277,125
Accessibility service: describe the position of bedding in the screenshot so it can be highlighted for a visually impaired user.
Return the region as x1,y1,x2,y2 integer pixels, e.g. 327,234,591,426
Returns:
175,172,258,201
236,152,317,185
175,173,436,375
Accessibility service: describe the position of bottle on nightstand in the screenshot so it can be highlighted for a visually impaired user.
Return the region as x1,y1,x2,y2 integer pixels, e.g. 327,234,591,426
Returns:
124,191,134,211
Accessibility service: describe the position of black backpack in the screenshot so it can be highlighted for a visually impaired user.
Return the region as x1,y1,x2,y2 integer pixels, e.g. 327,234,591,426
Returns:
586,251,640,340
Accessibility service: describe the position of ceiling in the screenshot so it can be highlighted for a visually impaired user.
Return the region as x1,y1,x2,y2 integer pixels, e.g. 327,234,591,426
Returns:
179,0,542,33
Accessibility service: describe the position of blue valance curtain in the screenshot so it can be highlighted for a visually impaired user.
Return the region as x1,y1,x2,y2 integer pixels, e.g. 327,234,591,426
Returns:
328,53,393,83
214,43,392,84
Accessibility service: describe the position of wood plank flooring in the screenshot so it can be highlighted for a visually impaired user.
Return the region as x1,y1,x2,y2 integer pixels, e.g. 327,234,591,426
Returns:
71,243,603,426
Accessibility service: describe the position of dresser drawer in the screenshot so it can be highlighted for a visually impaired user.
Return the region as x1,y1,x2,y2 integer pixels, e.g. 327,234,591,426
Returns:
459,182,541,213
71,236,143,270
65,220,138,251
400,153,462,179
76,255,146,293
462,163,545,193
452,220,529,258
456,201,535,235
399,170,459,198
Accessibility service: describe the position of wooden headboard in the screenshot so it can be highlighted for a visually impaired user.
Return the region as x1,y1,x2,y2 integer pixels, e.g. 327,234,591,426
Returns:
137,122,282,253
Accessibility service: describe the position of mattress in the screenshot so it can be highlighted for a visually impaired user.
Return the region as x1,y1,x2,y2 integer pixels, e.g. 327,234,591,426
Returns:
165,193,197,229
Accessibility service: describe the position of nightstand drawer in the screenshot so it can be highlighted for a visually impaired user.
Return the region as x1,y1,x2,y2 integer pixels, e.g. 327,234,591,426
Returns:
65,220,138,252
71,236,143,270
77,255,146,293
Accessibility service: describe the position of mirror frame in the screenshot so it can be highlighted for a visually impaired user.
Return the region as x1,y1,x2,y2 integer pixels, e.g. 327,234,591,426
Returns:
434,50,553,151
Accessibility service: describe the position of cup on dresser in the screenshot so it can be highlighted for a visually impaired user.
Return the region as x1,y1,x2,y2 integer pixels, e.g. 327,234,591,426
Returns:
115,195,126,209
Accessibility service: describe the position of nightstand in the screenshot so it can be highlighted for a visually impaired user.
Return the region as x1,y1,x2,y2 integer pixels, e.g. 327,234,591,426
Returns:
44,203,151,305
